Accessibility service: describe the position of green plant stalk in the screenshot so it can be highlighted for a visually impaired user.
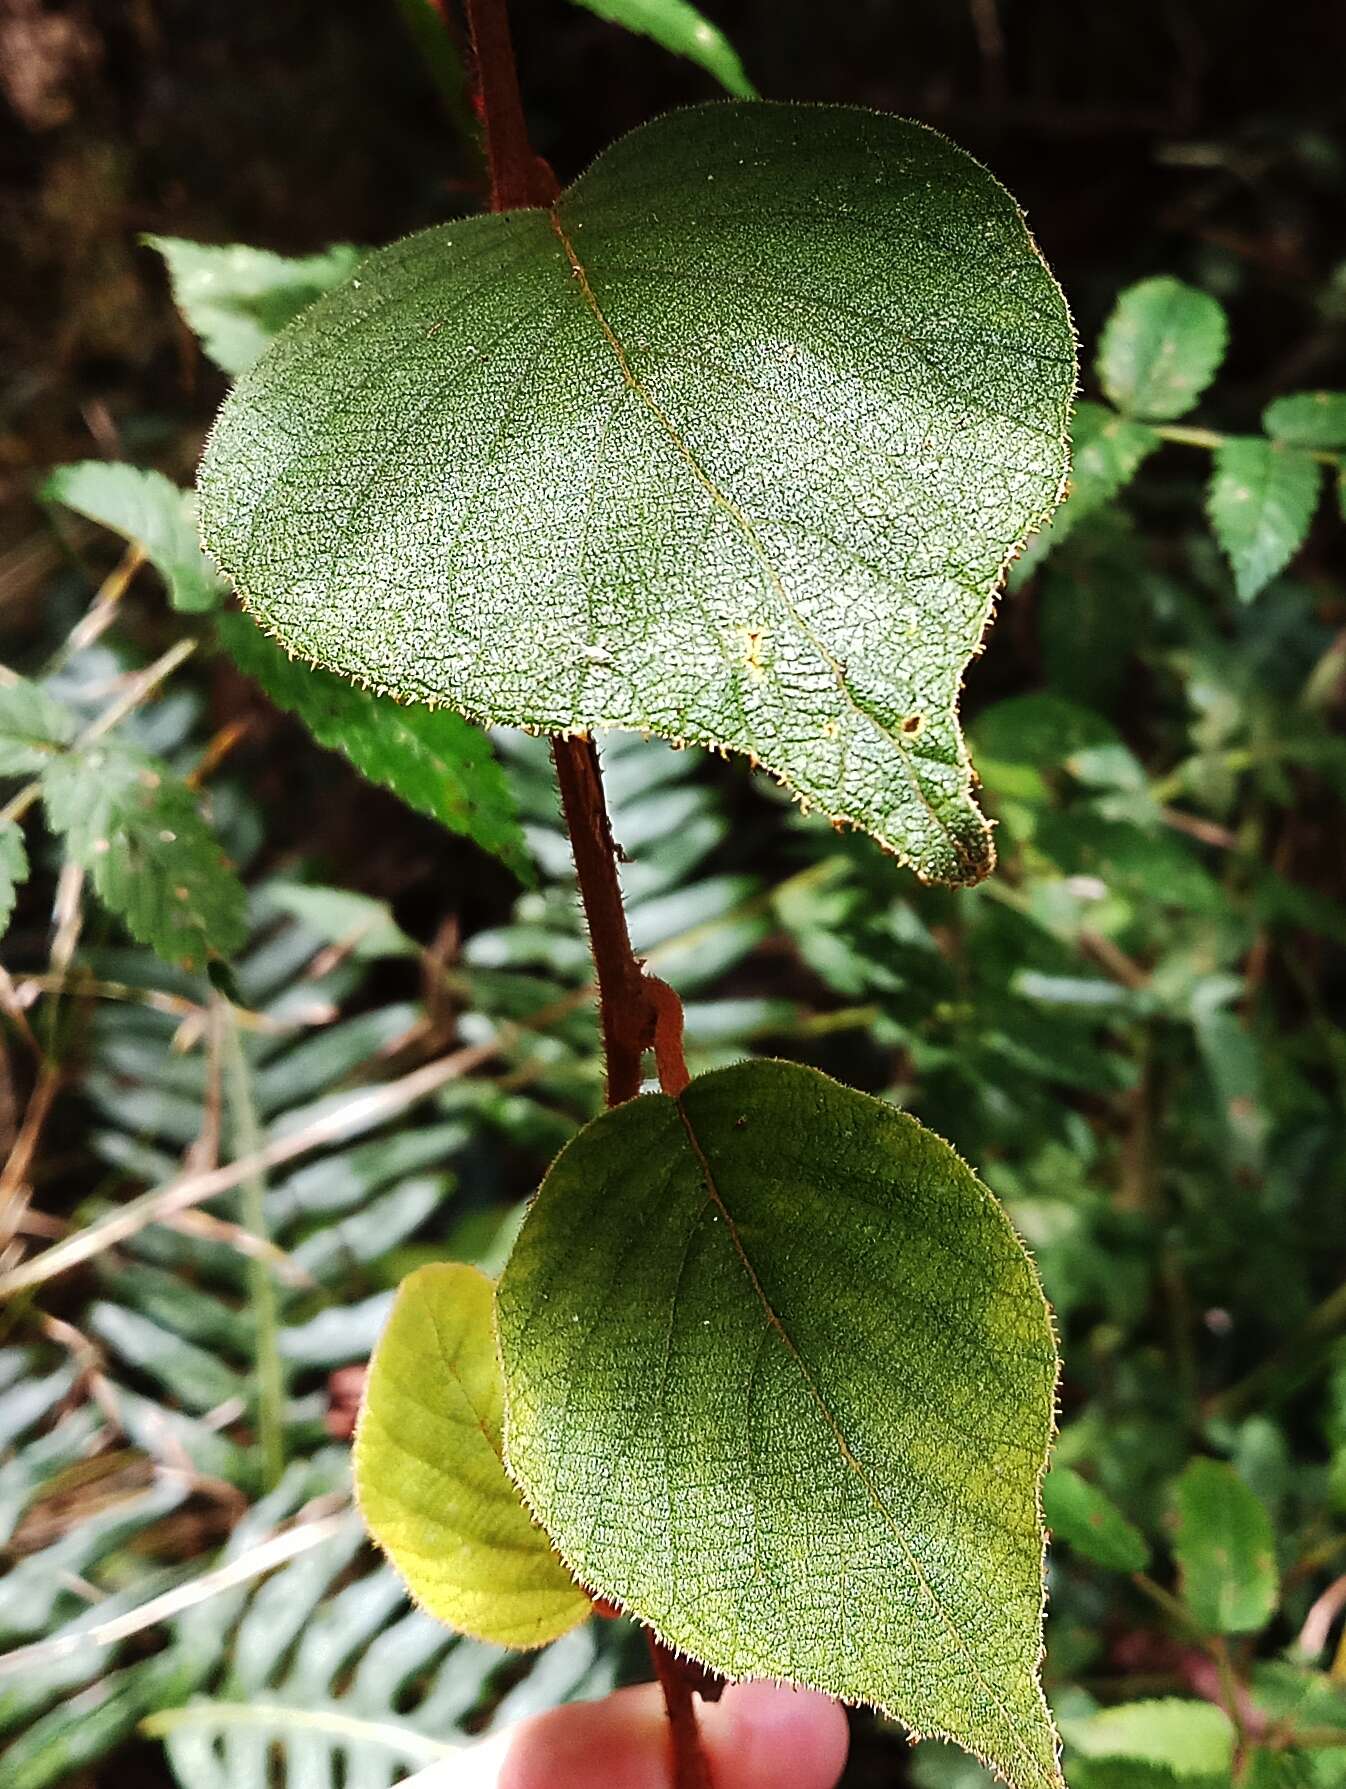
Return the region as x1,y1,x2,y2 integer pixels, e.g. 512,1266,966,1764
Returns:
220,1001,286,1491
1155,421,1343,467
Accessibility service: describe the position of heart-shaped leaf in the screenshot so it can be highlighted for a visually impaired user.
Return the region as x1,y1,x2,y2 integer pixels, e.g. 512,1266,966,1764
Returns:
199,102,1074,884
355,1263,592,1648
495,1059,1061,1787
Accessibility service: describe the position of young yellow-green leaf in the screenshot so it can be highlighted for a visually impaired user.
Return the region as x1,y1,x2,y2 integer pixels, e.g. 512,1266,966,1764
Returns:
41,744,248,968
354,1262,592,1649
1042,1466,1150,1573
496,1059,1061,1789
1064,1699,1235,1778
1262,389,1346,450
1097,278,1227,421
1206,437,1321,603
0,819,29,936
568,0,756,97
44,462,225,614
216,613,530,882
199,102,1075,886
1173,1458,1278,1635
0,677,77,776
145,236,364,376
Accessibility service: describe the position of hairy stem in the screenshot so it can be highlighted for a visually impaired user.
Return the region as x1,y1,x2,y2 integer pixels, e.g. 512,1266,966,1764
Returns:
462,4,714,1780
551,735,655,1104
462,0,555,208
648,1631,715,1789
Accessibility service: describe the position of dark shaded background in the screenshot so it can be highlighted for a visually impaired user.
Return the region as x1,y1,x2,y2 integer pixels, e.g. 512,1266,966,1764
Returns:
2,2,1343,1782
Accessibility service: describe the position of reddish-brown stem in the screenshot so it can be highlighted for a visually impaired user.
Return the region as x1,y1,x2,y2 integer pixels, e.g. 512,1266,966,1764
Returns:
462,5,713,1780
648,1632,716,1789
551,734,655,1107
462,0,556,207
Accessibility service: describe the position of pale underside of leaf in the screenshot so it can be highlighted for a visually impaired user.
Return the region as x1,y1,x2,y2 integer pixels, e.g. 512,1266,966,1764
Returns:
199,103,1075,885
496,1060,1062,1789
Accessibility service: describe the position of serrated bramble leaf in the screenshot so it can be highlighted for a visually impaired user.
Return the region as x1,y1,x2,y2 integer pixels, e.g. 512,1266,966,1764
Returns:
199,102,1075,886
1262,389,1346,450
1064,1699,1235,1778
145,236,364,376
568,0,756,97
44,462,225,615
216,613,531,882
1042,1466,1150,1573
355,1262,592,1648
497,1059,1061,1789
1206,437,1321,603
0,677,77,776
41,744,248,968
0,819,29,937
1021,402,1159,568
1173,1457,1277,1635
1096,278,1227,421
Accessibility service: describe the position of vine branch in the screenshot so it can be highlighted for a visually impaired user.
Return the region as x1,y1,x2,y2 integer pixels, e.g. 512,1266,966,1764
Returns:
461,2,714,1778
551,734,656,1105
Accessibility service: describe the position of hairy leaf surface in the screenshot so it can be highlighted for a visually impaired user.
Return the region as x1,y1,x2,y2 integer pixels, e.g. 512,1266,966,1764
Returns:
355,1263,592,1648
496,1059,1061,1787
199,103,1074,884
216,614,531,881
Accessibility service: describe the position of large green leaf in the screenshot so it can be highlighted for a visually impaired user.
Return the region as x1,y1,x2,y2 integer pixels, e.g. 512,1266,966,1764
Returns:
355,1263,592,1648
496,1058,1061,1788
199,102,1074,885
216,613,531,882
41,744,248,968
44,463,225,614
